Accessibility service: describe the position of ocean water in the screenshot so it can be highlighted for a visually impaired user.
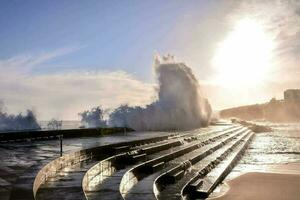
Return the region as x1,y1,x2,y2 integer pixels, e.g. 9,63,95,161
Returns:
211,123,300,197
228,122,300,179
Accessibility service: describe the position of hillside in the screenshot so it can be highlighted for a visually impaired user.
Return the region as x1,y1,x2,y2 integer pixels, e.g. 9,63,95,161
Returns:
220,91,300,122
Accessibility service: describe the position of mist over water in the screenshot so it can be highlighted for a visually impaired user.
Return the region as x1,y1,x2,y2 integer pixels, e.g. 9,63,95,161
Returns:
0,101,40,131
108,55,212,131
79,106,107,128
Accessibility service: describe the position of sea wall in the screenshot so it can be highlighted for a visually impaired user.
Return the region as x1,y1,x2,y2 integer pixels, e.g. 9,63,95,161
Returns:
0,127,133,142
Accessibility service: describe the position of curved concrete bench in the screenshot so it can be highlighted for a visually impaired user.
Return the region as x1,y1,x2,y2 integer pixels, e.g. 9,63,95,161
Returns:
81,129,215,198
154,130,252,200
119,126,245,199
180,131,254,199
32,133,181,199
191,132,254,198
153,127,249,197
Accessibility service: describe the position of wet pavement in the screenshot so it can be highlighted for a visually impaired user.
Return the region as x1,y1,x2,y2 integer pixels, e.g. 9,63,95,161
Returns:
0,131,171,200
1,123,254,200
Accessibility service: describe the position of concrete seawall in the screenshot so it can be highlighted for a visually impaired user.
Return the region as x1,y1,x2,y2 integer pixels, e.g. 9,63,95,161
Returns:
0,127,133,142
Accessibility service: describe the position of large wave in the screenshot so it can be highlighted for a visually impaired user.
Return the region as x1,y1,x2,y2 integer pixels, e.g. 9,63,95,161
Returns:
79,106,107,128
108,55,212,131
0,101,41,131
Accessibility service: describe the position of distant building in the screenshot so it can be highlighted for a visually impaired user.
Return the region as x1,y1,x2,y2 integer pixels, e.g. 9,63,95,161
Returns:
284,89,300,102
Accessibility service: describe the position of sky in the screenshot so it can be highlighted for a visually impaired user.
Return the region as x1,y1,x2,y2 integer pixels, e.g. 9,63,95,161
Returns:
0,0,300,120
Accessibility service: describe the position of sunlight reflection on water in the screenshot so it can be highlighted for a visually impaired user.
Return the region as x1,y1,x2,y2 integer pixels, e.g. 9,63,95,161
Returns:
211,123,300,198
227,123,300,180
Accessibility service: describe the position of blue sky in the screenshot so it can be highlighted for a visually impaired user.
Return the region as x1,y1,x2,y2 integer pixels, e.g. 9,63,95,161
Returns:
0,0,299,120
0,0,212,80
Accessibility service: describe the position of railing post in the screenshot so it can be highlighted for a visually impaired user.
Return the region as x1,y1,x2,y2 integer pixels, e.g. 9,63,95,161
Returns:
59,135,63,157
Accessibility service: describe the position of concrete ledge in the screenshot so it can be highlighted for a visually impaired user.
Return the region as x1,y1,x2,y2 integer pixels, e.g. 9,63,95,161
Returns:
0,127,133,142
33,134,177,199
153,127,248,197
82,154,125,193
181,131,254,199
119,127,245,198
82,134,184,197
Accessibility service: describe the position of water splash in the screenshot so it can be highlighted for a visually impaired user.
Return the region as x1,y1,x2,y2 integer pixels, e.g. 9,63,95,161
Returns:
79,106,107,128
0,101,40,131
109,55,212,131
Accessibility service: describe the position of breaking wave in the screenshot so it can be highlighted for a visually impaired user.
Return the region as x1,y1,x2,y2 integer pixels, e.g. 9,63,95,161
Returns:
108,55,212,131
0,101,41,132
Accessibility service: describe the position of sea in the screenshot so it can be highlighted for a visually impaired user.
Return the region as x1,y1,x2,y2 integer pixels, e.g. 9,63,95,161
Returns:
235,122,300,172
213,122,300,197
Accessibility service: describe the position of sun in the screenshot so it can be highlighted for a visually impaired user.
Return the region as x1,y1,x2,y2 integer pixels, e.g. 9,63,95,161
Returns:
212,18,275,88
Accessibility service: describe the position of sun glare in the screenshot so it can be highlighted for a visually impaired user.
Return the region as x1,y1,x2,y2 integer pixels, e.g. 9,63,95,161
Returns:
212,18,275,88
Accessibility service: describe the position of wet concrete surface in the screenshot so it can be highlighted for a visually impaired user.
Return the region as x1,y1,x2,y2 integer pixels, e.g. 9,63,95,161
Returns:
12,122,297,200
128,128,247,200
0,123,248,200
86,167,130,200
118,125,241,200
0,131,171,200
158,132,249,200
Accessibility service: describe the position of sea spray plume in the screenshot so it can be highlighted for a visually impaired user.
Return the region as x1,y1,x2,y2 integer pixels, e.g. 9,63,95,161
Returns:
0,101,41,131
79,106,107,128
109,54,212,131
109,104,147,129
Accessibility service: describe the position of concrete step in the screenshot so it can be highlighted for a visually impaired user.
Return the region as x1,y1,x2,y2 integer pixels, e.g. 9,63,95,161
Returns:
146,126,243,162
141,140,182,154
82,135,196,192
151,162,165,173
157,130,253,199
120,127,247,199
189,178,203,191
169,170,185,184
113,146,130,154
184,131,254,199
33,132,185,200
81,128,217,195
154,128,249,196
131,153,147,162
35,159,98,200
83,126,239,195
194,132,254,198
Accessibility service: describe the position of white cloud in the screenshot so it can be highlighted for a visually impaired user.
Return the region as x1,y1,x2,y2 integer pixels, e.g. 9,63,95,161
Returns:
0,46,81,72
0,50,155,120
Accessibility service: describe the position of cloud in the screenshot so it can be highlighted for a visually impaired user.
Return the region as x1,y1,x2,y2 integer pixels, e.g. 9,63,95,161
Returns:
0,70,155,120
0,46,81,73
0,49,155,120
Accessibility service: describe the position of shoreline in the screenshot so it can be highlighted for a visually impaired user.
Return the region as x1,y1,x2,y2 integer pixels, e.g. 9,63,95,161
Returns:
210,163,300,200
